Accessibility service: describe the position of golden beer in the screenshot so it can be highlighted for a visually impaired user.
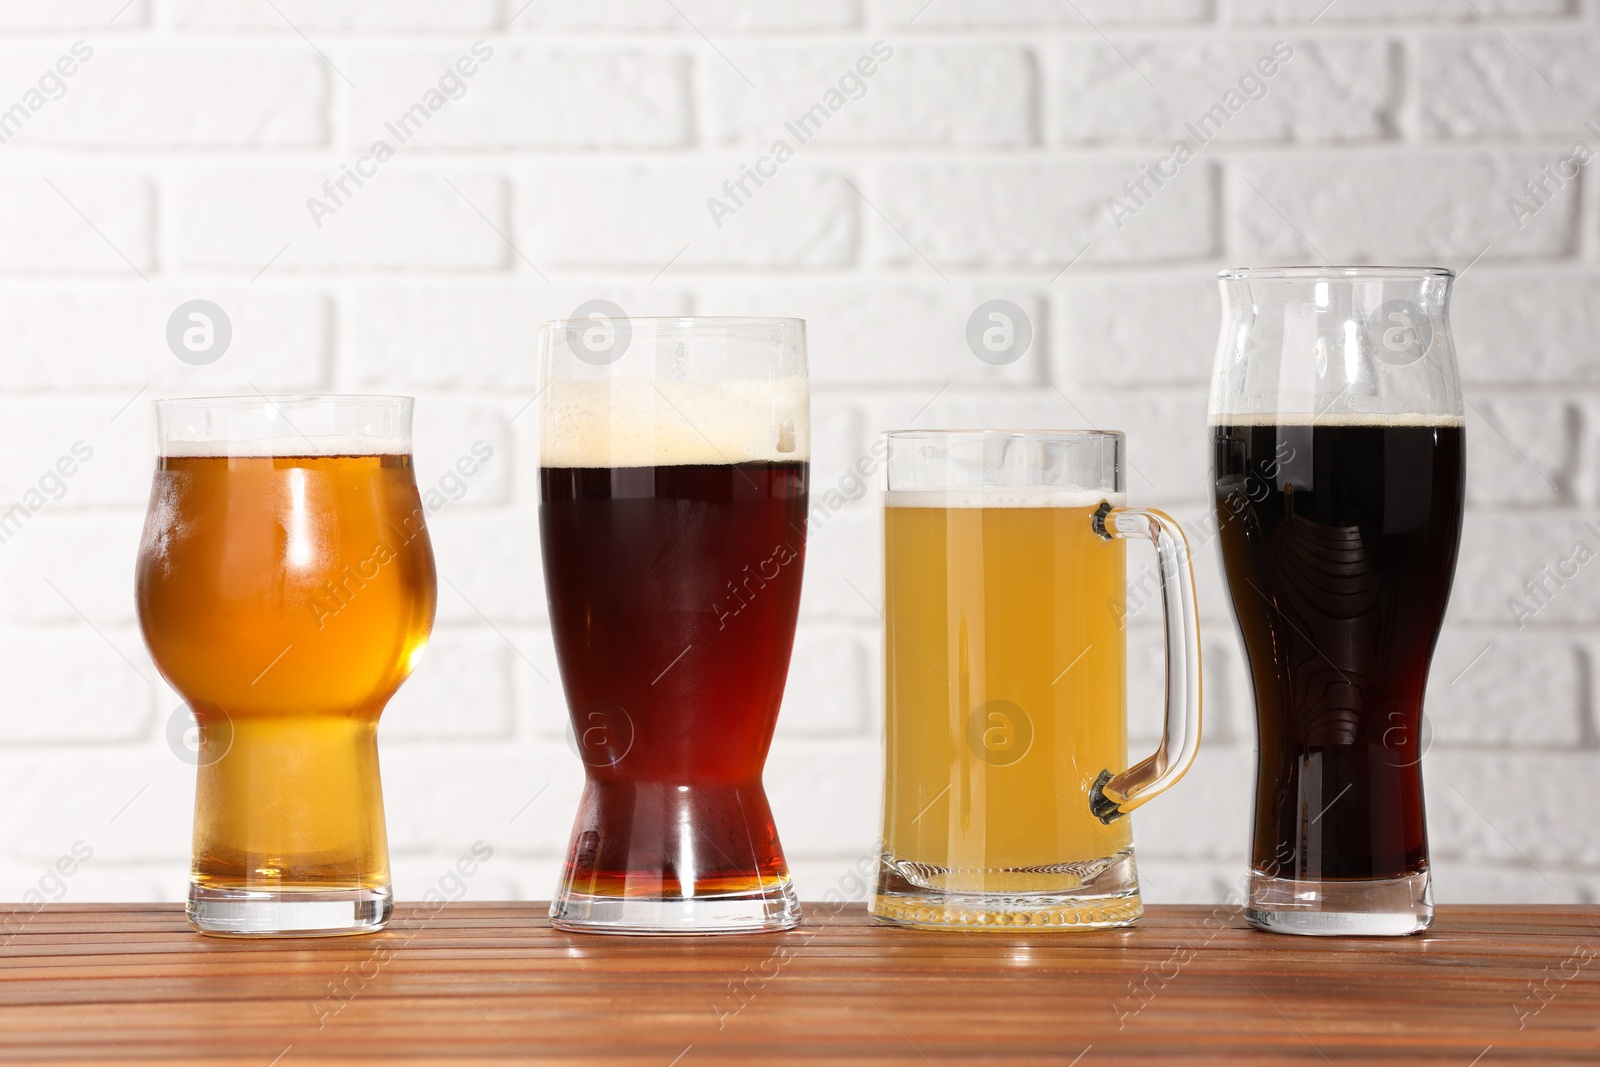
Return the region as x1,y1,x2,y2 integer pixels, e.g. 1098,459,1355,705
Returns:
136,451,436,921
878,494,1133,925
874,430,1202,930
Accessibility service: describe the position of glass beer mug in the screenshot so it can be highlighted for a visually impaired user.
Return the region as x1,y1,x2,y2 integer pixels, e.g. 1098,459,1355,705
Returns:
870,430,1202,929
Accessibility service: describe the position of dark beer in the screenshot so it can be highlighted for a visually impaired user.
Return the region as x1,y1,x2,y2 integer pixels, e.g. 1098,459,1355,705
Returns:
1212,418,1464,883
540,460,807,900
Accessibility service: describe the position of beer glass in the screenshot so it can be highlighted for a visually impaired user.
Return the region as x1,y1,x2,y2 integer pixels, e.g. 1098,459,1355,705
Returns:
539,316,808,935
1210,267,1465,935
136,396,437,936
871,430,1202,930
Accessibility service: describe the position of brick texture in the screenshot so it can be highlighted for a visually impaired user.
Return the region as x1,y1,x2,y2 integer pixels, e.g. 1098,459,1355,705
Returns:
0,0,1593,910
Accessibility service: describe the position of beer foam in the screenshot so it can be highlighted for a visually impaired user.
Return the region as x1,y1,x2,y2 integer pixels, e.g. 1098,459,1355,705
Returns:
160,434,410,458
540,377,810,468
1207,412,1464,428
885,489,1126,509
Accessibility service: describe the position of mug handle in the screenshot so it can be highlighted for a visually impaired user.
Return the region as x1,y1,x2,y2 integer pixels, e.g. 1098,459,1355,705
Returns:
1088,502,1203,824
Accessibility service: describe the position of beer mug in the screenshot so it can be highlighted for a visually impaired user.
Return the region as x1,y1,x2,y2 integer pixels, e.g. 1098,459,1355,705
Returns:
870,430,1201,929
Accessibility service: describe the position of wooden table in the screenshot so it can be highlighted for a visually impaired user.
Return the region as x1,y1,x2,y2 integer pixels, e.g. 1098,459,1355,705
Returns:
1,903,1596,1064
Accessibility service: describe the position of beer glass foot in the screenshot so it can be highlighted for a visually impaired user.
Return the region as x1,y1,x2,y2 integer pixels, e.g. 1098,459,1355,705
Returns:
549,881,800,936
1246,871,1433,937
869,848,1144,930
188,884,393,937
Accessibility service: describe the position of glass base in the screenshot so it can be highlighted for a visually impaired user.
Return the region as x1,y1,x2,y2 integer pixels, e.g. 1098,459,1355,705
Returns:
188,884,392,937
1246,870,1432,936
549,880,800,936
869,847,1144,930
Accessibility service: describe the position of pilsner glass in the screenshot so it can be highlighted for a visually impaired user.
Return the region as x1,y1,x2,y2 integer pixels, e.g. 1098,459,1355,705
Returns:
136,396,437,936
539,316,808,935
871,430,1202,930
1210,267,1465,935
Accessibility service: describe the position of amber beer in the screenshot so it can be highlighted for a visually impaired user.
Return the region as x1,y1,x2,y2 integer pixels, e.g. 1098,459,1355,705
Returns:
539,317,810,934
878,493,1133,922
541,460,806,899
136,430,436,934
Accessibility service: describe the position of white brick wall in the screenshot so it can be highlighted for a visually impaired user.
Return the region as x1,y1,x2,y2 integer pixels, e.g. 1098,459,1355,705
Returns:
0,0,1595,910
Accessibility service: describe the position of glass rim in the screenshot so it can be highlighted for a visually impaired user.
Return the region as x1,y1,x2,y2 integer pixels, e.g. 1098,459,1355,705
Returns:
540,315,804,331
1219,265,1455,281
152,393,413,411
884,428,1123,442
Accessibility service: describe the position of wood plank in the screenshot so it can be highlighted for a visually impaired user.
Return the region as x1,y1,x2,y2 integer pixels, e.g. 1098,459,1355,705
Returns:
0,904,1594,1064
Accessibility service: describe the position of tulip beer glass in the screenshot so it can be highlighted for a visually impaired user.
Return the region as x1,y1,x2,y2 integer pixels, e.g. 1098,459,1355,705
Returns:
1210,267,1465,935
136,396,437,936
871,430,1202,929
539,316,808,935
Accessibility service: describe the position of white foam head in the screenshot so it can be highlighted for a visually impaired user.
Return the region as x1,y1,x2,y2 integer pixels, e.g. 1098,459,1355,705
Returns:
540,377,809,468
155,396,413,458
1207,412,1464,427
160,434,409,458
886,488,1125,508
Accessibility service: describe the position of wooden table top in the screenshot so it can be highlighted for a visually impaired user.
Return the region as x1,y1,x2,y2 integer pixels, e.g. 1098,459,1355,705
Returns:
0,902,1596,1065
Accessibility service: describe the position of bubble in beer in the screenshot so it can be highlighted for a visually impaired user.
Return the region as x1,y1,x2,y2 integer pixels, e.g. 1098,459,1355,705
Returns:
564,299,632,367
966,699,1033,767
165,299,232,366
564,701,635,768
965,299,1032,367
165,703,233,767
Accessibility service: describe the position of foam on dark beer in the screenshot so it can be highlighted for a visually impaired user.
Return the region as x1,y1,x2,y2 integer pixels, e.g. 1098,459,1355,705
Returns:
1205,412,1465,427
538,378,810,468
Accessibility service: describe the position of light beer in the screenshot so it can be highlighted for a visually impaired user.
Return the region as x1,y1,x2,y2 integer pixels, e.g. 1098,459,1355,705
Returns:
137,452,436,901
879,492,1132,920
